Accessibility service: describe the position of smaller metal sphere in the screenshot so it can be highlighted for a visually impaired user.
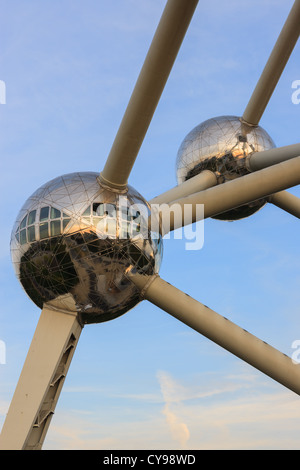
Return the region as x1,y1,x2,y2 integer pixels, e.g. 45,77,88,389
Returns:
176,115,276,221
10,172,163,324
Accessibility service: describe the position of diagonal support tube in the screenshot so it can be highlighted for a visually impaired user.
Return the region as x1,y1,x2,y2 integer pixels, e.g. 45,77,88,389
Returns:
242,0,300,126
149,143,300,209
246,143,300,172
269,191,300,219
129,273,300,395
99,0,199,189
153,156,300,234
149,170,217,205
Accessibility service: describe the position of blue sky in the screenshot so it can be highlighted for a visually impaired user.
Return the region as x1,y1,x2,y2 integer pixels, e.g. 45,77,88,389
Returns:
0,0,300,450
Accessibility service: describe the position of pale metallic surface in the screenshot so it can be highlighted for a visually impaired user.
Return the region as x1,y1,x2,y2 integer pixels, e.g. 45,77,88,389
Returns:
269,191,300,219
129,273,300,396
0,295,82,450
176,115,275,220
100,0,199,189
162,156,300,233
11,172,162,324
242,0,300,126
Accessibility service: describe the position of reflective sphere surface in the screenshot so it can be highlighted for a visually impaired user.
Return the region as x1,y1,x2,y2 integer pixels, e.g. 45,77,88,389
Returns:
11,172,163,324
176,115,276,220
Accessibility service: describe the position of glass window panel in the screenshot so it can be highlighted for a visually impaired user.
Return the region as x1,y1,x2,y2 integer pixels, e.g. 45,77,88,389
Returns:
63,218,71,230
132,223,141,233
50,207,61,219
20,229,27,245
107,219,117,237
15,231,20,243
96,218,107,234
20,215,27,229
121,207,129,220
39,222,49,239
40,207,49,221
93,203,104,216
82,206,91,217
105,203,116,218
92,216,100,228
130,209,140,221
28,210,36,225
50,220,61,236
27,225,36,242
120,222,129,239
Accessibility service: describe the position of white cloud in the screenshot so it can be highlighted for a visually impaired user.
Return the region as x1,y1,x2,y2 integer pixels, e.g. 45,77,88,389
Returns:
157,370,190,448
182,390,300,449
41,369,300,450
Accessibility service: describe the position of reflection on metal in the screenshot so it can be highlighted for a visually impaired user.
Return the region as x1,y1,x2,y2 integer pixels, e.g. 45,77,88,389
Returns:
11,172,162,324
176,115,275,220
2,0,300,452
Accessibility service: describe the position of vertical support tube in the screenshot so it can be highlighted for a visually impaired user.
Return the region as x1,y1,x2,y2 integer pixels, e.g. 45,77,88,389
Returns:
0,296,82,450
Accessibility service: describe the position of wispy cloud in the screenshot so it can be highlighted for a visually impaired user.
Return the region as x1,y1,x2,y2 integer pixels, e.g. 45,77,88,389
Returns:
157,370,190,448
182,390,300,450
42,370,300,450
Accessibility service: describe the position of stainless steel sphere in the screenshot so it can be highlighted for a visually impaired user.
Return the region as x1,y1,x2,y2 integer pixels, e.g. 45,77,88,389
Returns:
10,172,163,324
176,115,276,221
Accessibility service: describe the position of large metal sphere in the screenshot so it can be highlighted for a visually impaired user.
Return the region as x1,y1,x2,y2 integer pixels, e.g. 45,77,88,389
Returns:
10,172,163,324
176,115,276,221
